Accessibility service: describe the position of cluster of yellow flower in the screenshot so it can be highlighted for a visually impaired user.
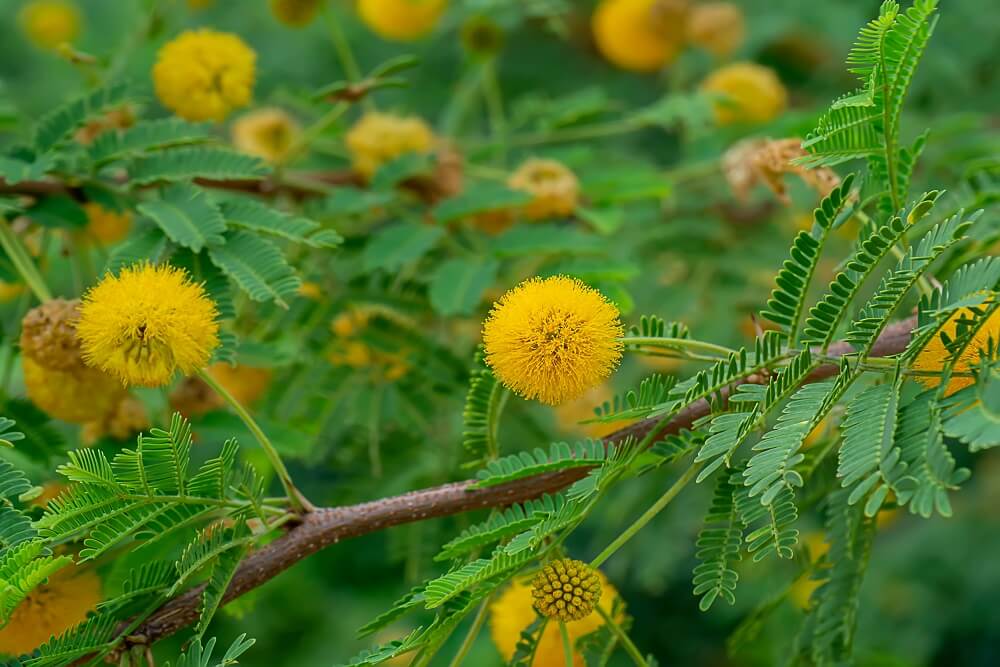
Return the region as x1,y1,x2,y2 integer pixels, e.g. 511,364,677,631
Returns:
327,308,410,382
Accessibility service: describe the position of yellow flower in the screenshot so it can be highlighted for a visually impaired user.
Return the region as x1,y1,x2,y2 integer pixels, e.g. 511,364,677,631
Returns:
490,572,621,667
701,62,788,125
357,0,447,42
76,263,220,387
153,29,256,122
298,281,323,300
0,281,24,303
231,108,301,164
483,276,623,405
83,203,132,245
912,308,1000,396
19,0,80,50
23,356,124,424
531,559,602,622
207,363,272,406
270,0,322,26
82,393,150,443
507,159,580,221
0,565,101,656
591,0,687,73
345,111,435,181
686,2,745,58
554,385,621,438
789,531,829,610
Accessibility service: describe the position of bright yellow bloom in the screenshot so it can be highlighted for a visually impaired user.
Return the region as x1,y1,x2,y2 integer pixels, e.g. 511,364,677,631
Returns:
153,29,256,122
531,559,602,622
357,0,447,41
19,0,80,50
231,108,301,164
270,0,322,26
76,263,219,387
483,276,623,405
490,572,621,667
345,111,435,181
592,0,686,73
701,62,788,125
207,363,272,406
83,203,132,245
0,565,101,656
913,308,1000,396
686,2,745,58
23,356,124,424
507,159,580,221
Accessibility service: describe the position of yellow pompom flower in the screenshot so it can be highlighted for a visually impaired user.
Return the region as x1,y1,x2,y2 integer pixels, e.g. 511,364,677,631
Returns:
0,565,101,656
507,159,580,221
483,276,623,405
912,308,1000,396
76,263,220,387
490,571,621,667
270,0,322,26
701,62,788,125
19,0,80,50
83,203,132,245
686,2,745,58
531,559,602,622
153,29,256,122
592,0,687,73
345,111,435,181
231,108,301,164
357,0,447,42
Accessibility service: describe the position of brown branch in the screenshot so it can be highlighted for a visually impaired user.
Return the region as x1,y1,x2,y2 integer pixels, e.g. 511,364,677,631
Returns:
105,316,917,658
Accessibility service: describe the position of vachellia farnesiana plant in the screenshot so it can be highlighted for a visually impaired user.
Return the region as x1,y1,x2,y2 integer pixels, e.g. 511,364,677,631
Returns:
0,1,996,665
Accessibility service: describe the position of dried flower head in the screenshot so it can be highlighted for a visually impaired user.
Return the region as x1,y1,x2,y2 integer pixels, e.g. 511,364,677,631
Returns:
592,0,688,72
0,565,101,656
231,107,301,164
19,0,80,50
507,159,580,221
686,2,745,58
345,111,435,180
20,299,87,372
702,62,788,125
270,0,322,26
82,393,150,443
531,559,602,622
153,29,256,122
74,106,135,145
722,137,841,203
76,263,220,387
912,308,1000,396
83,202,132,245
357,0,447,41
483,276,623,405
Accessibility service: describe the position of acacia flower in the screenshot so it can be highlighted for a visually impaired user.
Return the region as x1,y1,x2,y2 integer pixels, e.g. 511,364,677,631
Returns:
591,0,687,73
231,107,301,164
701,62,788,125
19,0,80,50
686,2,745,58
76,263,220,387
0,565,101,656
153,29,256,122
82,394,150,444
357,0,447,42
82,203,132,245
507,158,580,221
345,111,435,181
483,276,623,405
270,0,322,26
912,308,1000,396
531,558,602,622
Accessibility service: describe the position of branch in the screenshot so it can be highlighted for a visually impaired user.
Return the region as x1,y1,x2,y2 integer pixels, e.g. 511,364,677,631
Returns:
106,316,918,658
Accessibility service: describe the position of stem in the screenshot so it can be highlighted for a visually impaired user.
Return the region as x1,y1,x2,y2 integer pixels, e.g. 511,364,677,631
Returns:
447,596,491,667
623,336,737,358
286,102,349,164
0,218,51,302
481,60,506,164
589,461,701,569
322,7,364,86
595,606,648,667
196,368,313,513
559,621,573,667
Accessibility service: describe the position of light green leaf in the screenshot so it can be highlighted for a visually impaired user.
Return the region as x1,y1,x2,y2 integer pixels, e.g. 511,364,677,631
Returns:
363,222,443,271
138,183,226,252
208,231,300,307
428,258,498,316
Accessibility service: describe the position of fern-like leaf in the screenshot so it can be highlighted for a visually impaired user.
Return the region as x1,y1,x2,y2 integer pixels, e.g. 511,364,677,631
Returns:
208,231,301,307
693,474,742,610
129,148,269,185
470,440,610,489
220,199,342,249
137,183,227,252
87,118,212,166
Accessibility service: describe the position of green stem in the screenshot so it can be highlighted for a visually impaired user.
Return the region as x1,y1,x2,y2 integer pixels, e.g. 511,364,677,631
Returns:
196,368,313,514
0,218,51,302
559,621,573,667
595,605,648,667
286,102,349,164
447,596,492,667
481,60,507,164
589,461,701,569
322,7,364,86
467,118,644,150
623,336,737,358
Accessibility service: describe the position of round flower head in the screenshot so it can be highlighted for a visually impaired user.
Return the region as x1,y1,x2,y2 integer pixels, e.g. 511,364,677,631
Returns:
83,203,132,245
483,276,623,405
912,308,1000,396
357,0,447,42
270,0,322,26
461,15,505,59
592,0,687,73
232,108,301,164
531,559,602,622
19,0,80,50
701,62,788,125
0,565,101,656
507,158,580,221
76,263,220,387
490,571,620,667
20,299,87,372
23,356,125,424
686,2,745,58
153,29,256,122
345,111,435,181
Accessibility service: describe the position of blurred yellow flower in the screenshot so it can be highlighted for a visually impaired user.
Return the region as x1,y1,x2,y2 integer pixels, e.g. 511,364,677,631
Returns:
82,393,150,443
0,280,25,303
357,0,447,42
507,159,580,221
19,0,80,50
187,0,214,8
207,363,273,406
23,356,124,424
298,281,323,300
0,565,101,656
554,385,621,438
701,62,787,125
483,276,623,405
592,0,687,73
490,572,621,667
231,108,301,164
789,531,829,610
270,0,322,26
686,2,745,58
77,263,219,387
346,111,435,181
912,308,1000,396
82,203,132,245
153,29,256,122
